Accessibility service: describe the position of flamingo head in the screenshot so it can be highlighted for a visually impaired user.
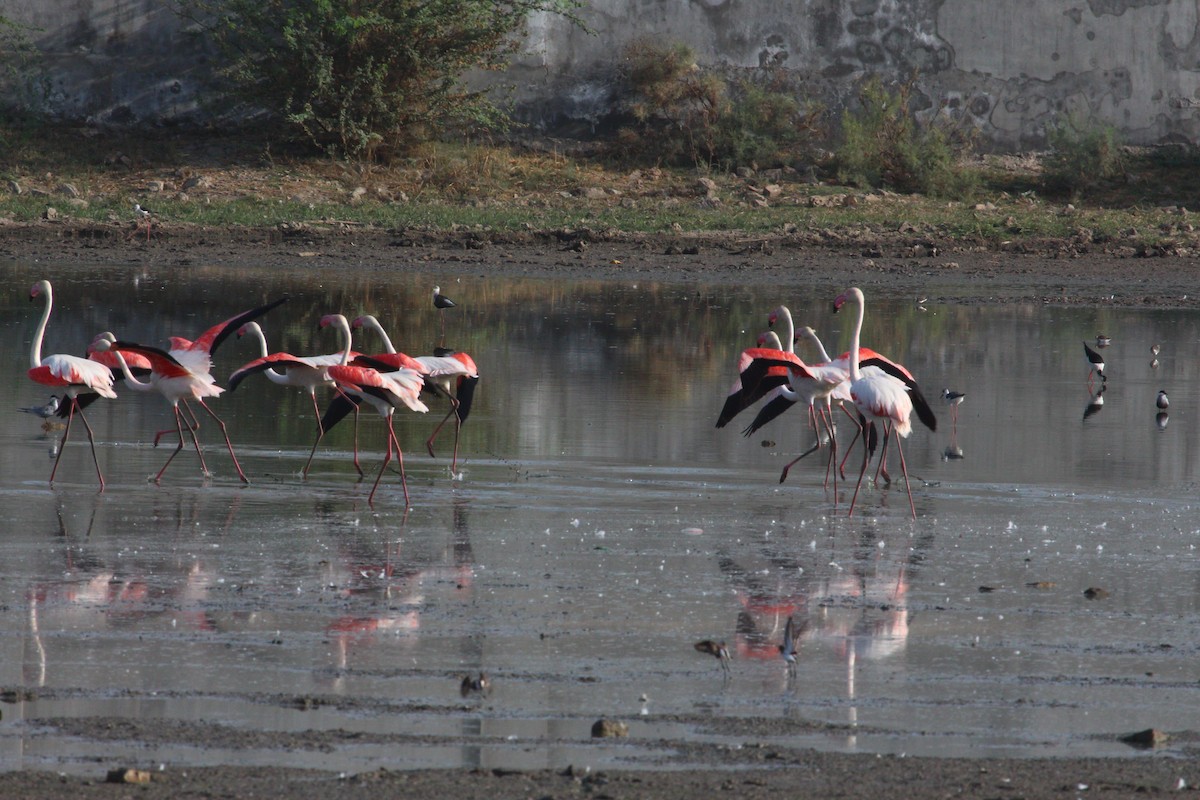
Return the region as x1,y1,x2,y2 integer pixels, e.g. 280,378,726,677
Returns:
756,331,782,349
236,321,261,339
319,314,346,330
350,315,378,330
833,287,864,314
91,337,113,352
30,279,50,301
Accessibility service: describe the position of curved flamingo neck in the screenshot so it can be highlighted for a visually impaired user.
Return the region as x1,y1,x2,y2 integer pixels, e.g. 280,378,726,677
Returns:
357,315,397,354
846,289,865,382
321,315,355,365
29,280,53,369
241,322,286,381
95,337,153,392
799,327,832,363
771,306,795,354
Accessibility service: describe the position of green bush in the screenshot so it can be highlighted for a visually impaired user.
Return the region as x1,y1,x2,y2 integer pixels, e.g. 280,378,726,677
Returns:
177,0,581,160
836,77,976,198
1042,113,1124,199
616,39,821,170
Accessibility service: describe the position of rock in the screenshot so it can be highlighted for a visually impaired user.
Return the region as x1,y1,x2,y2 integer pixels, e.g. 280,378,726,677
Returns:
106,768,151,784
591,718,628,738
147,180,165,192
42,206,58,221
764,184,782,198
581,187,607,200
66,198,89,209
1083,586,1109,599
1121,728,1168,747
182,175,211,191
735,166,755,179
56,182,79,198
6,179,20,195
696,177,718,198
350,186,368,203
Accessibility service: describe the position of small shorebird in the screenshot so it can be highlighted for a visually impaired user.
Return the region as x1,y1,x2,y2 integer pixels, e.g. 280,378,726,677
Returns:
1095,334,1111,348
1083,341,1106,387
780,617,798,678
130,202,156,241
1083,386,1105,421
433,285,456,344
18,395,60,419
1151,343,1161,356
460,672,491,697
694,639,731,674
941,388,965,425
1156,389,1169,410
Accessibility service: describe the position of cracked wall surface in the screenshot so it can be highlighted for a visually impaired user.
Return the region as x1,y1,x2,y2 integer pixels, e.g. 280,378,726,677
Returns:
5,0,1200,150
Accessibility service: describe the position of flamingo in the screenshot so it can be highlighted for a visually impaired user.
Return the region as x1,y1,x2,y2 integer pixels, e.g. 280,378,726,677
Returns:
325,357,428,506
94,337,249,484
352,314,480,472
27,280,118,488
1083,341,1106,387
832,287,922,518
228,319,356,477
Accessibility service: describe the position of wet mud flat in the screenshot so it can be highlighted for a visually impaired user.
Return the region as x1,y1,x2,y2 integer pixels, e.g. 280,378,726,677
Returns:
4,228,1200,798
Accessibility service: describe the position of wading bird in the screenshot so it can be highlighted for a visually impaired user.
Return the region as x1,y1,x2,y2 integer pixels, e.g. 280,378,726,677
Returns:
27,280,117,488
694,639,731,675
1157,389,1169,410
19,395,60,419
1083,341,1106,387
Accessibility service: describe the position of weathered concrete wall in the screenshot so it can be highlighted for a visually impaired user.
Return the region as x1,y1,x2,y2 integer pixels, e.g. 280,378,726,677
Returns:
5,0,1200,150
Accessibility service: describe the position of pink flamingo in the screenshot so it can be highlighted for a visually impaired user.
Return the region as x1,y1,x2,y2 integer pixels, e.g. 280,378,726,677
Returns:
324,358,428,506
94,338,248,484
352,315,480,472
228,318,356,477
26,280,118,488
833,287,920,518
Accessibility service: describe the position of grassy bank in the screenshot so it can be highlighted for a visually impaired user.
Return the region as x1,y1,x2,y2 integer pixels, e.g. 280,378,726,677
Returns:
2,124,1199,255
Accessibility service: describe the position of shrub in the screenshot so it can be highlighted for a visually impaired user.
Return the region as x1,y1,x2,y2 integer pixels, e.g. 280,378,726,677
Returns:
1042,113,1124,199
177,0,581,161
616,39,822,170
836,76,976,198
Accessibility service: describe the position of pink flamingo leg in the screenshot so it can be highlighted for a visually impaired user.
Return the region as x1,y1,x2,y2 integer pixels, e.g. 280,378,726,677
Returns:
196,399,248,483
895,429,916,519
847,420,873,517
155,407,195,483
154,399,201,447
49,399,106,490
368,416,409,507
425,400,462,468
838,405,865,481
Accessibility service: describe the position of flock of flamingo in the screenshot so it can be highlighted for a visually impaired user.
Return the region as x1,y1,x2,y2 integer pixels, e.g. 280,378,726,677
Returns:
716,287,939,519
23,279,479,505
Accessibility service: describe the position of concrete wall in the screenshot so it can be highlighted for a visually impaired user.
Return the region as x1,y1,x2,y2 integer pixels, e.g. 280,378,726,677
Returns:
5,0,1200,150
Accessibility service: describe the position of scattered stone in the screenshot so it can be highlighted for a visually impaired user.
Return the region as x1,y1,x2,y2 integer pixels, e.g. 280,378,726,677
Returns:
56,182,79,198
580,186,606,200
350,186,368,203
1121,728,1168,747
147,180,165,192
1083,587,1109,599
696,177,719,198
978,585,998,593
6,179,20,195
42,206,58,221
182,175,211,191
106,768,152,784
1026,581,1056,589
735,166,755,179
591,718,628,738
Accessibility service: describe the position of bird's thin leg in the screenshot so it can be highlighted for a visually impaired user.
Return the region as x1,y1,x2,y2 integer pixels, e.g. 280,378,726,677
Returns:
822,404,838,496
74,404,105,491
49,399,77,485
779,439,820,484
154,399,201,447
155,408,191,483
196,399,248,484
302,396,325,479
390,417,410,507
367,431,391,507
425,399,459,460
896,433,916,519
875,426,892,486
838,405,864,480
847,421,872,517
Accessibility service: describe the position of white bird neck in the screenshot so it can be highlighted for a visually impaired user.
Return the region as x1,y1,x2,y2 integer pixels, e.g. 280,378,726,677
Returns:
30,280,53,369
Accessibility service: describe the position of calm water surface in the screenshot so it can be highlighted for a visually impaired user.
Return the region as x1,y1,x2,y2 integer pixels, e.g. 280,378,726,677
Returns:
1,261,1199,772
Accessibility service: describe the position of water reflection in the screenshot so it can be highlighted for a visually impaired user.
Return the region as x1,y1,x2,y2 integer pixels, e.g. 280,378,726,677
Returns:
4,262,1200,771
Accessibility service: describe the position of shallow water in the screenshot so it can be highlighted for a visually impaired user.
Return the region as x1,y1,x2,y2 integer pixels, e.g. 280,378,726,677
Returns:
1,261,1199,773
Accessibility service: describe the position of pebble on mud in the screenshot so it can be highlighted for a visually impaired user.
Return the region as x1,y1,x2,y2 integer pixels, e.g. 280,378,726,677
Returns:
1083,587,1110,599
591,719,629,738
1121,728,1168,748
106,768,152,784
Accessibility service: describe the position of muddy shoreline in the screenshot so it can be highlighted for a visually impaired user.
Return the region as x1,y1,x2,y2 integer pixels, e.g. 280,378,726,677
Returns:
3,221,1198,798
2,220,1199,306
